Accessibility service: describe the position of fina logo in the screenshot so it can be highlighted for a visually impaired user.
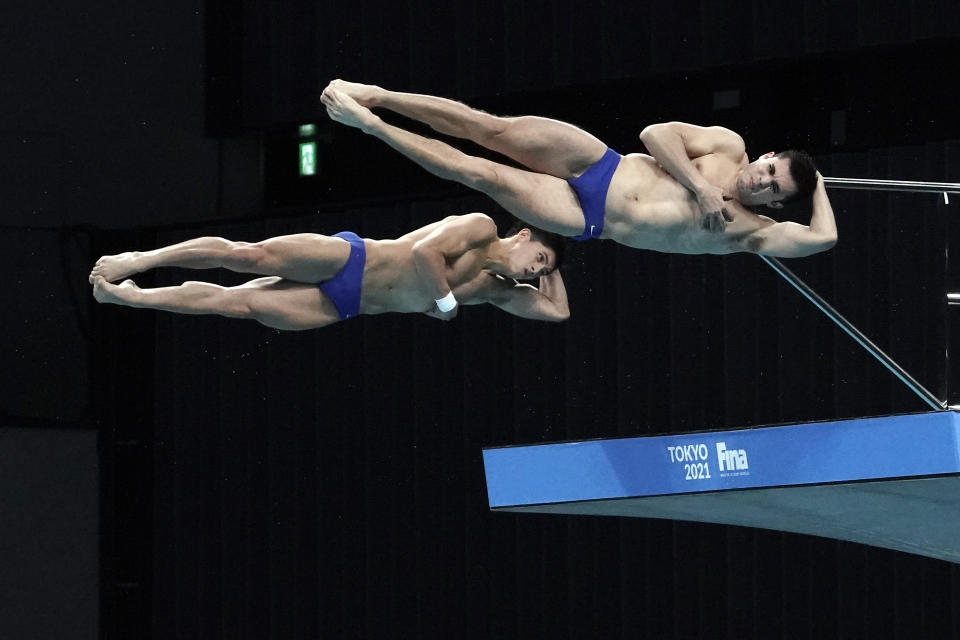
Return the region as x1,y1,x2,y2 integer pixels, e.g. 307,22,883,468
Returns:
715,441,749,475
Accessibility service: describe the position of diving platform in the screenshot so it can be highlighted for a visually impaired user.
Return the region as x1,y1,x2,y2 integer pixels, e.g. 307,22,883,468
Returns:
482,411,960,563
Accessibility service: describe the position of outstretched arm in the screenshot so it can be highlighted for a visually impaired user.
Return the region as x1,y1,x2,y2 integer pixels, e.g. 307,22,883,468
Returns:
411,213,499,318
640,122,746,232
453,270,570,322
740,174,838,257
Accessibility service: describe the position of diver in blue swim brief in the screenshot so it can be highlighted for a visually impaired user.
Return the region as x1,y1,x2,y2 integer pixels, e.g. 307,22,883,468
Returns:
89,214,573,330
568,147,622,242
318,231,366,319
323,81,837,258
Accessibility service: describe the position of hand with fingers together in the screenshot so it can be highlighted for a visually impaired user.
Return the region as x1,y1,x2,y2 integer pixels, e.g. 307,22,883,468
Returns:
696,182,734,233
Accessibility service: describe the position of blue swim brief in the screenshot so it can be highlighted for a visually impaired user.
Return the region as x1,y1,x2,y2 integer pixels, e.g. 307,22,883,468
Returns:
318,231,366,320
568,147,622,241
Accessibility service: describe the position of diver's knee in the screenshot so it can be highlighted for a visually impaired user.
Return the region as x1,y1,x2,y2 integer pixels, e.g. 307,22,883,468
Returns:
227,242,269,271
457,159,500,191
477,114,515,143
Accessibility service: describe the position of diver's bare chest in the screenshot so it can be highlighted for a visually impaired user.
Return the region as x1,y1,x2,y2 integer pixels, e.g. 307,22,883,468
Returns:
692,154,743,190
444,253,485,286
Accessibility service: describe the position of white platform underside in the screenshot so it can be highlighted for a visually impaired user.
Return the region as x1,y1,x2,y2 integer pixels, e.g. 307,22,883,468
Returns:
503,476,960,563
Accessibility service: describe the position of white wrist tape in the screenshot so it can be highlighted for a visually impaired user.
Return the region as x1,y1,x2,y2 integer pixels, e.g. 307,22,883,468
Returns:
435,291,457,312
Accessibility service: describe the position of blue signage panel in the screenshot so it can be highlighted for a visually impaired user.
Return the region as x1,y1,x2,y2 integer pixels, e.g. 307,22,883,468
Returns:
482,412,960,508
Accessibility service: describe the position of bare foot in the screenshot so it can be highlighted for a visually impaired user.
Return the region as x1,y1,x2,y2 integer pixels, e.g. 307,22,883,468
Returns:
320,87,381,132
324,79,381,107
92,276,139,306
89,252,143,283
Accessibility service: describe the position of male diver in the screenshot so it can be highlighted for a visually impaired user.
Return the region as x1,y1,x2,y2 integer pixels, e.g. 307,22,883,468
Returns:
321,80,837,258
89,214,569,329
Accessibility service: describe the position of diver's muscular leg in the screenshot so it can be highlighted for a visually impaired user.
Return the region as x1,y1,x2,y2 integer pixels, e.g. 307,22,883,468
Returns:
92,276,339,330
238,234,353,284
323,89,585,235
326,80,607,178
90,234,352,284
89,236,237,283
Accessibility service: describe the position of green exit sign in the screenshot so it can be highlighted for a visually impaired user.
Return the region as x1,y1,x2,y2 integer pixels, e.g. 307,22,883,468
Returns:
299,141,317,176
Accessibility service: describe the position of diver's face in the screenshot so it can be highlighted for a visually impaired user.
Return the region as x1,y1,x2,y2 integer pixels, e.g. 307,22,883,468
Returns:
509,231,555,279
736,153,797,208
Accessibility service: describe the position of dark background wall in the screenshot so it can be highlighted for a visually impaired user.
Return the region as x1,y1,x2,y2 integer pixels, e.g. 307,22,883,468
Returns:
0,427,97,639
1,1,959,638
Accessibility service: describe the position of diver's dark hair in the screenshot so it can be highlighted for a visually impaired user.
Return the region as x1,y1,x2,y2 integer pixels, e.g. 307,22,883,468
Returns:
505,220,568,272
775,150,818,203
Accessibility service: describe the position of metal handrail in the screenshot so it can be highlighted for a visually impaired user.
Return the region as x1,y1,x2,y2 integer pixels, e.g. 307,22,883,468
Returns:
823,177,960,194
760,256,947,411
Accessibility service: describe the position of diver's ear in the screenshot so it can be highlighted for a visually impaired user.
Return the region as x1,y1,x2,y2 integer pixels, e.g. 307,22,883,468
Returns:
766,201,784,210
757,151,776,161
